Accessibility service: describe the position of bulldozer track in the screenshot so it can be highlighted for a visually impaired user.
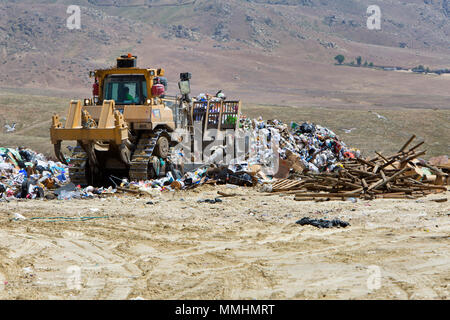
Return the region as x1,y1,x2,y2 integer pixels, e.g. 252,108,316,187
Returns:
129,130,165,182
69,146,88,186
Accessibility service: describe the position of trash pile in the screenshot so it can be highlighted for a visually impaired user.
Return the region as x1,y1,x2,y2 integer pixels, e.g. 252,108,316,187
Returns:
268,135,449,201
117,163,257,196
0,147,68,200
0,117,360,199
52,183,116,200
240,117,359,175
116,117,357,194
0,147,118,201
1,121,447,202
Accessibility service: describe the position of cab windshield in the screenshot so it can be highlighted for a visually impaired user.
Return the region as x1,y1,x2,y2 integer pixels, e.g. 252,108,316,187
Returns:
103,75,147,105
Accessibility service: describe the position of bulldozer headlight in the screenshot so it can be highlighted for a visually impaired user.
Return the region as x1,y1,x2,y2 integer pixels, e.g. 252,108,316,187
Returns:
84,99,90,106
147,99,151,105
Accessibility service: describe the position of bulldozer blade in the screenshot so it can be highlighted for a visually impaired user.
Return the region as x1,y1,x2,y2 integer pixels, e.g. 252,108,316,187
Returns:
53,142,68,165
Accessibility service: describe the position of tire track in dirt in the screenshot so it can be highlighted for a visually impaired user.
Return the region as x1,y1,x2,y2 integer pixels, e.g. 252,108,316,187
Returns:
0,188,448,299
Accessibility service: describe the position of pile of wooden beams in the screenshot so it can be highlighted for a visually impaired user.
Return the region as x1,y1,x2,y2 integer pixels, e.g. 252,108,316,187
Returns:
269,179,304,192
270,135,448,201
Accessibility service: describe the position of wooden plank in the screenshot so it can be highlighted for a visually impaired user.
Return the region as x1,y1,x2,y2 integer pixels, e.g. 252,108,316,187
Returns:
361,178,368,190
294,197,316,201
372,164,379,174
399,151,426,167
407,141,424,153
380,170,392,190
367,166,410,191
357,158,376,168
217,191,244,197
398,135,416,153
294,192,360,197
117,187,140,194
375,151,390,163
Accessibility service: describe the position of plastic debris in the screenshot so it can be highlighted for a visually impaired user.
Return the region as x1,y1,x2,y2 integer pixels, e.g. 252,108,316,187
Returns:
237,117,359,175
296,217,350,228
11,212,27,221
0,147,118,201
0,147,68,200
197,198,223,204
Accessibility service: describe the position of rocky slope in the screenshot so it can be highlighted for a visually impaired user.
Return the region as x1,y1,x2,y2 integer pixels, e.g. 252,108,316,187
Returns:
0,0,450,98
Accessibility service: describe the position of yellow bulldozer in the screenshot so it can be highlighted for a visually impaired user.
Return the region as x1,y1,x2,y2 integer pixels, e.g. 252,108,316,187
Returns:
50,54,241,186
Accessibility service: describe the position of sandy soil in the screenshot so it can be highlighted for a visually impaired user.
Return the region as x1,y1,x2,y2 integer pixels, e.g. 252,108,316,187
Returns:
0,185,448,300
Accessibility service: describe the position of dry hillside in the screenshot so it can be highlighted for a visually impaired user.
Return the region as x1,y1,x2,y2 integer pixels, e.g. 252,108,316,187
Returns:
0,0,450,108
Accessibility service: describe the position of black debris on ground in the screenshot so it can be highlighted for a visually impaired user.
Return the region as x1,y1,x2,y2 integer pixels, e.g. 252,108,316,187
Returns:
295,217,350,228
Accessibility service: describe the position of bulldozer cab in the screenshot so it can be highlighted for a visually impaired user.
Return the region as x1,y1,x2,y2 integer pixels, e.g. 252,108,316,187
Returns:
103,74,147,105
92,54,165,107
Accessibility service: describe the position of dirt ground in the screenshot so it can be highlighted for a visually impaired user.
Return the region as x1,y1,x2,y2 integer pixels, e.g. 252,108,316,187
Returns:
0,185,448,300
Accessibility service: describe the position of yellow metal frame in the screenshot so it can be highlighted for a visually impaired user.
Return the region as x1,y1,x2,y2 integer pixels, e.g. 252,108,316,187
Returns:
51,100,129,145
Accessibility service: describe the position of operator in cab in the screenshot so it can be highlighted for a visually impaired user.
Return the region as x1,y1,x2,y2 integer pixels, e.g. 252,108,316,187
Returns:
123,86,134,102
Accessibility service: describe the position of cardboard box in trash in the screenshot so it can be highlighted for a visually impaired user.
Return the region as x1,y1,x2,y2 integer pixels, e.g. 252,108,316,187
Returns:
274,150,306,179
400,159,448,186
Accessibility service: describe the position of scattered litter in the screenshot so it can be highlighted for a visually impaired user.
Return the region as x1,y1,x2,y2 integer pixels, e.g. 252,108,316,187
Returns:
342,128,356,133
11,213,26,221
370,111,388,121
198,198,223,204
0,147,68,200
4,123,16,133
296,217,350,228
22,267,33,273
54,183,76,195
430,198,447,203
217,191,244,198
58,190,81,200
